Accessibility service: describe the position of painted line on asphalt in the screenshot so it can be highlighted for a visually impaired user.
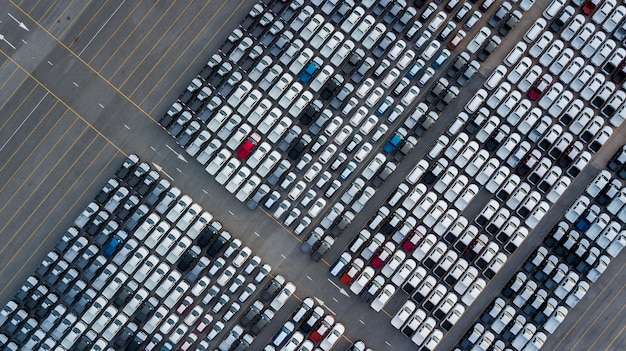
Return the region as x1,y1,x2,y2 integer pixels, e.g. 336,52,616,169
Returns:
77,0,126,56
0,91,47,153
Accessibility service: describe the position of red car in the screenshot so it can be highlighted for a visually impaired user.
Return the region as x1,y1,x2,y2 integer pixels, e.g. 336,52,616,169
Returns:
527,75,551,101
612,59,626,83
339,258,364,285
582,0,602,15
558,140,583,168
463,234,488,261
236,132,261,159
402,231,424,252
309,315,334,343
370,242,395,269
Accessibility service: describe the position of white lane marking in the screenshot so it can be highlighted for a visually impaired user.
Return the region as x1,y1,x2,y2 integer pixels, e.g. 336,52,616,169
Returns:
254,232,261,237
72,82,78,87
306,275,312,280
202,189,208,194
47,61,53,66
0,92,48,152
176,168,183,173
359,320,365,325
98,103,104,108
385,341,391,346
332,297,338,302
7,13,29,31
280,254,287,259
124,124,130,129
21,39,26,44
78,0,127,56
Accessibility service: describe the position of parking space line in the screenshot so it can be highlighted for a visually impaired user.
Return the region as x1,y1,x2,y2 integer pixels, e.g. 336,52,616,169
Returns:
0,63,20,90
0,147,119,297
78,0,127,56
0,107,73,194
16,0,36,13
87,0,146,67
0,91,48,153
569,279,626,350
588,300,626,350
9,0,165,126
0,104,68,179
552,261,626,350
112,0,195,85
36,0,61,23
0,46,127,156
0,67,29,117
125,0,216,97
60,1,107,47
98,0,176,76
0,125,90,249
145,0,246,111
604,322,626,351
0,132,102,257
25,0,54,20
0,81,39,131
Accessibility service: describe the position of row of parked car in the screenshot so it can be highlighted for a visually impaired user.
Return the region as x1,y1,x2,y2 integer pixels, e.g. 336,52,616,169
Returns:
0,154,313,351
454,152,626,351
322,0,626,349
158,2,490,250
261,297,347,351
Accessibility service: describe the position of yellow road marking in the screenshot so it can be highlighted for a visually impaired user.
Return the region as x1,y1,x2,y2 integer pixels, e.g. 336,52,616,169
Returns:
0,82,39,131
0,125,90,254
111,1,190,85
0,148,119,296
87,0,145,67
0,102,67,185
146,0,247,112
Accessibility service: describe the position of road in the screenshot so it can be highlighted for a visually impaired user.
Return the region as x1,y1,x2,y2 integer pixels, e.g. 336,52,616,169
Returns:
0,0,624,350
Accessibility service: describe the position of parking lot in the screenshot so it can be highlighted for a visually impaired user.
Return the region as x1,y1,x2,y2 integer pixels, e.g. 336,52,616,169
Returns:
1,0,626,350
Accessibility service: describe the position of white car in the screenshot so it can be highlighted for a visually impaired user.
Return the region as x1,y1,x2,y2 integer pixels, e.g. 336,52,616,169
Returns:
370,284,395,312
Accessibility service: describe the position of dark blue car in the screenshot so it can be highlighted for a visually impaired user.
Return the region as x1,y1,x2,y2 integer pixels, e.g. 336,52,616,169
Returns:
299,62,320,83
103,237,121,257
383,128,407,154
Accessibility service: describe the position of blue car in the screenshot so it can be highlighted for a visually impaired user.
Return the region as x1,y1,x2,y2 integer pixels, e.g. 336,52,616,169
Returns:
575,211,592,231
299,62,319,83
383,128,407,154
432,49,451,69
103,237,121,257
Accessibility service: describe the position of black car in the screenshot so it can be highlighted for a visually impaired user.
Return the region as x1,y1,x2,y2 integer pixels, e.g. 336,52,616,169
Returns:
342,49,364,74
178,249,198,271
207,232,230,258
287,134,311,160
299,103,321,126
197,224,219,247
477,36,501,62
499,10,521,36
488,2,511,28
550,6,575,32
320,77,341,100
446,53,469,78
